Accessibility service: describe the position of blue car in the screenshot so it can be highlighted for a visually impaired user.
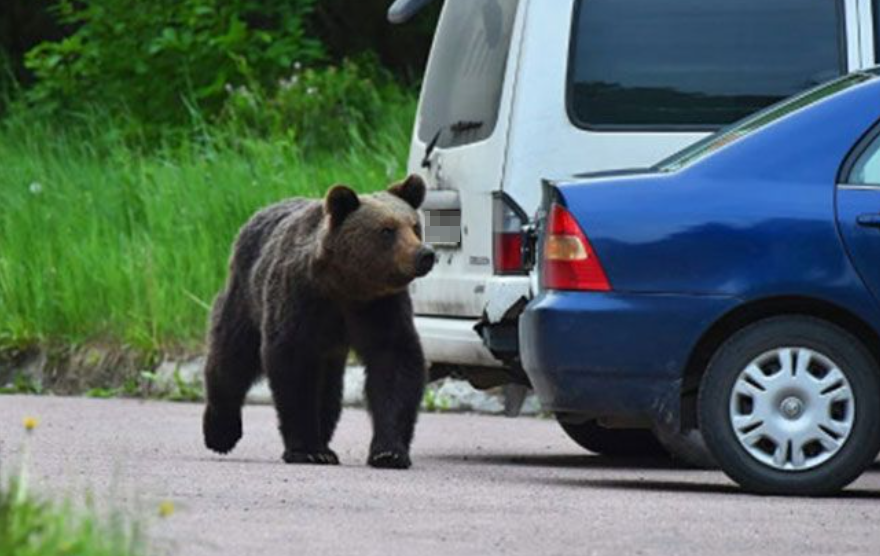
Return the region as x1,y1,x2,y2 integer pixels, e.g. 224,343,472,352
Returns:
519,70,880,495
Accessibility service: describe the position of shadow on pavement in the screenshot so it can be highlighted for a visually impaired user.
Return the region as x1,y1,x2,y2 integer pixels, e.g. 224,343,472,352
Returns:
545,477,740,495
429,453,685,470
185,456,284,466
539,477,880,499
433,453,880,498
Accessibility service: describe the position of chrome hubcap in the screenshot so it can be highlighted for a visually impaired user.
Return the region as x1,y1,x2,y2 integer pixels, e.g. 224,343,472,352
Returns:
728,347,855,471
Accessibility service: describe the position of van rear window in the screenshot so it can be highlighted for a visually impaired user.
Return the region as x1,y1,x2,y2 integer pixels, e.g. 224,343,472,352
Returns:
417,0,520,148
568,0,845,129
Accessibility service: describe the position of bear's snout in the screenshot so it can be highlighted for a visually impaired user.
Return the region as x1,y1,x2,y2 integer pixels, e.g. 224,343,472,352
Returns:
414,246,436,277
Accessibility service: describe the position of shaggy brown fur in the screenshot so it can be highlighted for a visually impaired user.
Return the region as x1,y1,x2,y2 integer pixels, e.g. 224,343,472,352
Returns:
202,175,434,469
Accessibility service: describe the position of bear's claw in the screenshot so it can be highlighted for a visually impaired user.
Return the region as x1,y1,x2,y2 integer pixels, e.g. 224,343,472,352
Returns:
283,449,340,465
368,450,412,470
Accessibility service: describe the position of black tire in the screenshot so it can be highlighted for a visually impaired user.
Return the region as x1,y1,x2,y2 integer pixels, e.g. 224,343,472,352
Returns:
558,419,667,457
699,316,880,495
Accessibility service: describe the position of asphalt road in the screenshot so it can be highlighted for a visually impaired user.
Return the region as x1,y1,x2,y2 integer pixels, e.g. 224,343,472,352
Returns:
2,395,880,556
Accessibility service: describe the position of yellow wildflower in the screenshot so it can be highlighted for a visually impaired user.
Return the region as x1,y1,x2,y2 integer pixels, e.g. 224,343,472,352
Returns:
23,416,38,432
158,500,175,518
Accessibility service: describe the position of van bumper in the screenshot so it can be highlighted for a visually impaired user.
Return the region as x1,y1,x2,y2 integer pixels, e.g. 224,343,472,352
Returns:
519,290,739,422
414,316,503,368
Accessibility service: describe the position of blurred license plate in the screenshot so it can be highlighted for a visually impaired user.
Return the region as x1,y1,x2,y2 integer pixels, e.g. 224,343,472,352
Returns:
424,209,461,246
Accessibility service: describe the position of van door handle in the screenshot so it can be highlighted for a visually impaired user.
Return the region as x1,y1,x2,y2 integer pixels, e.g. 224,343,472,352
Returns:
857,214,880,228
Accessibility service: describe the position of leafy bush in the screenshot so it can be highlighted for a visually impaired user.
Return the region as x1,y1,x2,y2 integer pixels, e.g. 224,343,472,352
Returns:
222,56,410,150
0,50,13,115
310,0,440,81
1,0,65,90
24,0,323,125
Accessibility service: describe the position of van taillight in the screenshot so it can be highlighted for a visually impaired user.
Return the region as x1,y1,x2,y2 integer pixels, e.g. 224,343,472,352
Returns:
493,193,527,275
541,203,611,291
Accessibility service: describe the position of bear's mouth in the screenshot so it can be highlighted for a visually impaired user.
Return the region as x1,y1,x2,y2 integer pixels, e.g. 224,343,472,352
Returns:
380,267,424,292
390,273,416,288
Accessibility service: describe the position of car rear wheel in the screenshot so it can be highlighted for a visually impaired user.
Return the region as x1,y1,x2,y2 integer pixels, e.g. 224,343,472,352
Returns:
699,317,880,495
558,419,667,457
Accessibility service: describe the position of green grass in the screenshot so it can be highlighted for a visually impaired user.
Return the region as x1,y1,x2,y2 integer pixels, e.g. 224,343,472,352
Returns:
0,474,150,556
0,373,43,395
0,99,416,351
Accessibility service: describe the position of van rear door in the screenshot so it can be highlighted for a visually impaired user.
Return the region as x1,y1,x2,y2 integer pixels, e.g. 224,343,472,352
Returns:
408,0,524,318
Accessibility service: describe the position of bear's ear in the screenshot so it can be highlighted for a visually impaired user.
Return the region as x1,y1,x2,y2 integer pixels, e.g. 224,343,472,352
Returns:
388,174,426,209
325,185,360,228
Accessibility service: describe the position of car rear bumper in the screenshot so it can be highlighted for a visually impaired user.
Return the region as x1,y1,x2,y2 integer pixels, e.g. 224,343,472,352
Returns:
519,290,738,421
415,315,503,368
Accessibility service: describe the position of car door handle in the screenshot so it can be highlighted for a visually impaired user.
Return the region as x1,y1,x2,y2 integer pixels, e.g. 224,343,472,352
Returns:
857,214,880,228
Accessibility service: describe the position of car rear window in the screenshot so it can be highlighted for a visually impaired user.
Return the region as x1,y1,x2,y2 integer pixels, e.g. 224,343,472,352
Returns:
568,0,846,129
417,0,520,149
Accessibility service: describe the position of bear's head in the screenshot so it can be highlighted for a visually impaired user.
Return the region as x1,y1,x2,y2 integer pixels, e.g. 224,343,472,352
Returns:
318,174,436,300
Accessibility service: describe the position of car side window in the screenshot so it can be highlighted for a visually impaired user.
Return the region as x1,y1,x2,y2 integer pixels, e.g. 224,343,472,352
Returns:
568,0,845,129
849,134,880,186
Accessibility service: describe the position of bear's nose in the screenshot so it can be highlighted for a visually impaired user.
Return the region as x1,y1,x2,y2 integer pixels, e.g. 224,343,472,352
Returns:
414,247,436,277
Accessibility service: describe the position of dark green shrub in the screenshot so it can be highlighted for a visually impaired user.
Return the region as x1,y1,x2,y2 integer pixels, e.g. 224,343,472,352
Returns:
0,0,64,88
221,56,410,151
310,0,440,82
24,0,323,125
0,50,13,114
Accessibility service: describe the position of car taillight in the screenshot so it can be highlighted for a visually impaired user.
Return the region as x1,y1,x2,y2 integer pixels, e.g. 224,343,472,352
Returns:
541,203,611,291
493,193,528,275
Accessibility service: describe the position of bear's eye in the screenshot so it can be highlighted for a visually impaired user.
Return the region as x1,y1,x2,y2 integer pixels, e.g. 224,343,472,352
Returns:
380,226,396,239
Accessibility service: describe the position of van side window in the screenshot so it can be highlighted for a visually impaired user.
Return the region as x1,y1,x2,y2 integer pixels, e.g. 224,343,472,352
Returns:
417,0,520,148
849,133,880,186
568,0,845,129
875,0,880,64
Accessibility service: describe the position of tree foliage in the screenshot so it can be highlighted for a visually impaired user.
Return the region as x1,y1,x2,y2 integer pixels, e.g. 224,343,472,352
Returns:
0,0,65,84
24,0,324,124
0,0,440,133
310,0,439,82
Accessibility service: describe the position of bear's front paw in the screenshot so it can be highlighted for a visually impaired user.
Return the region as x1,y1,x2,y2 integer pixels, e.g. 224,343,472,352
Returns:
368,450,412,470
283,448,340,465
203,405,242,454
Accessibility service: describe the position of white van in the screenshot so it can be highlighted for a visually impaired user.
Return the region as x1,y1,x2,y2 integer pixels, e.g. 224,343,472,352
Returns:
391,0,878,389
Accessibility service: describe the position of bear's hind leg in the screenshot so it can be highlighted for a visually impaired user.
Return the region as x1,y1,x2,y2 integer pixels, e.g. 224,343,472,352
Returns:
319,346,348,450
263,312,342,465
203,289,263,455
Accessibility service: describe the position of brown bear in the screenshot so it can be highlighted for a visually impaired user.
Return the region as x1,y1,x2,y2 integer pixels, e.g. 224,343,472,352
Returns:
202,175,435,469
